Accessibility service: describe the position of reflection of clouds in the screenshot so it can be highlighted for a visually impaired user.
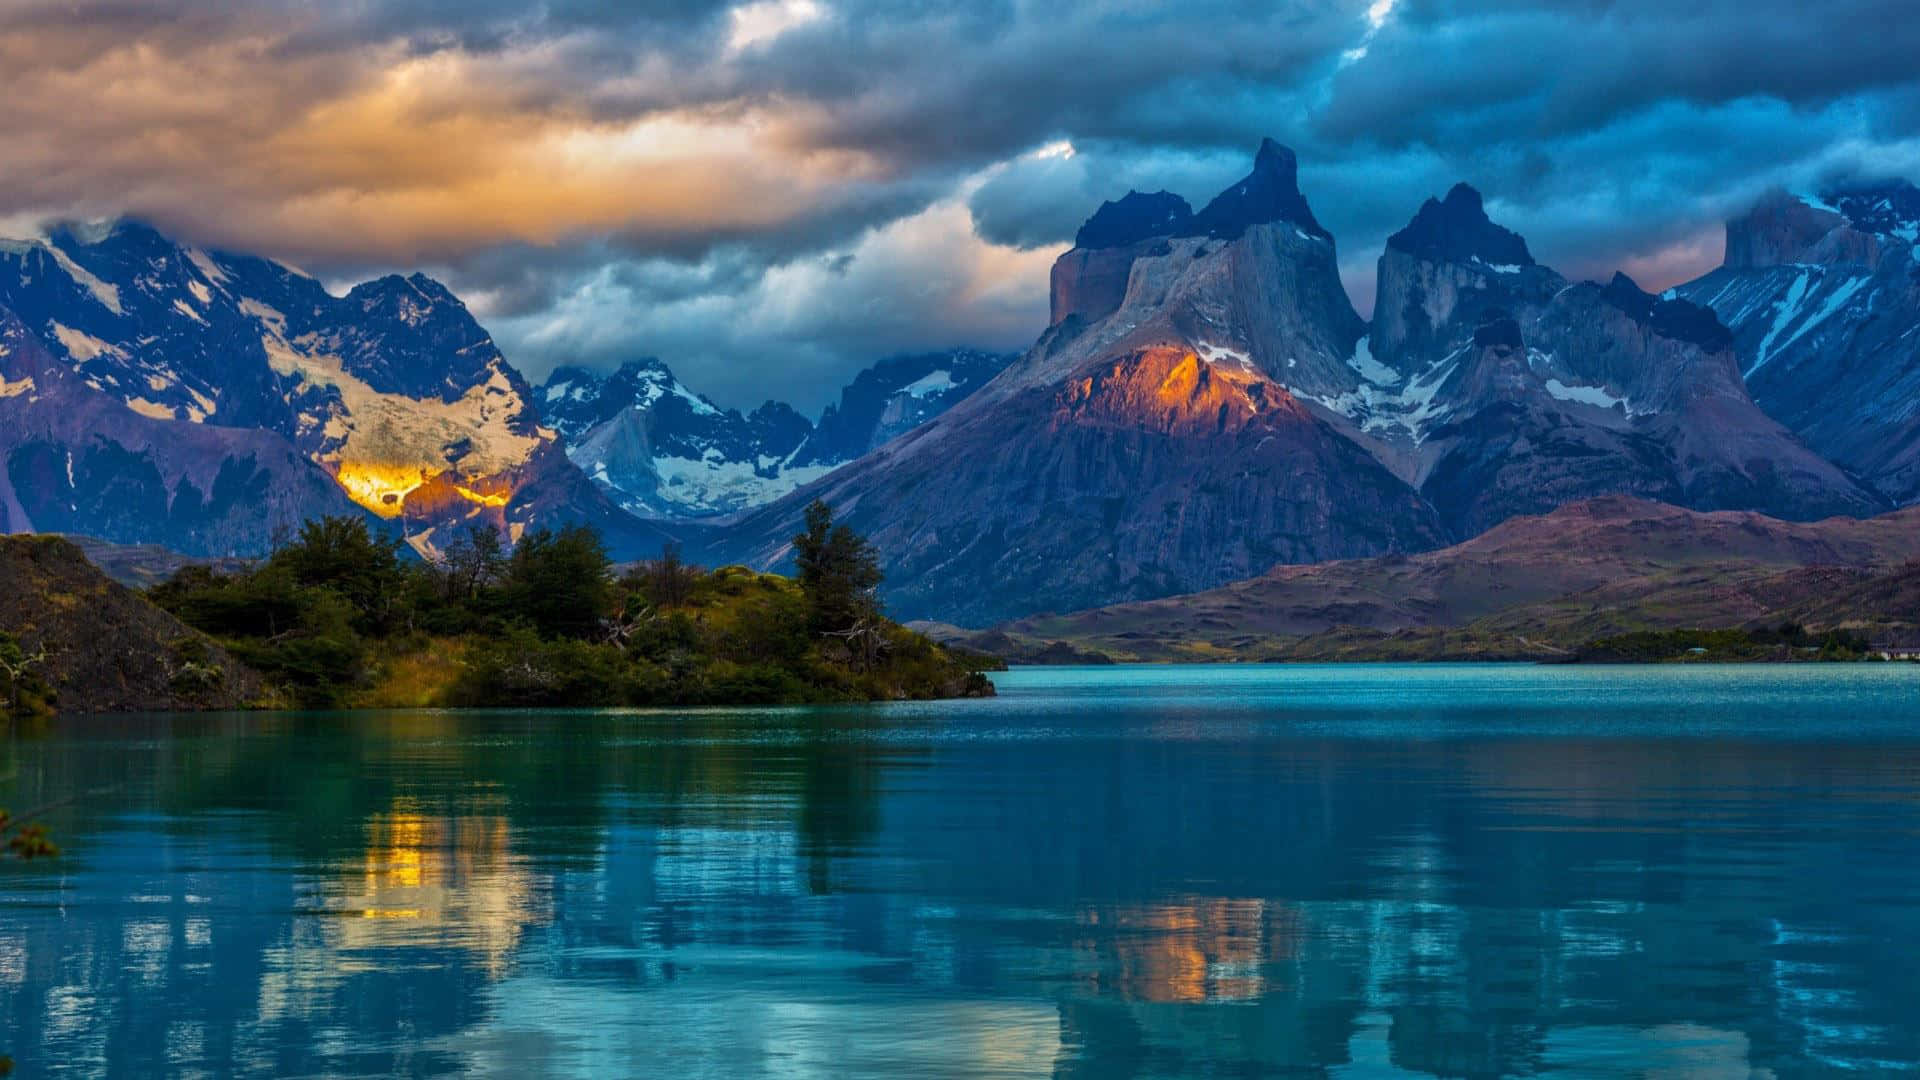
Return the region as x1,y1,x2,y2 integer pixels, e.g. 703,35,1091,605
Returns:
0,933,24,986
439,974,1061,1078
651,825,805,900
1332,1018,1771,1079
1542,1024,1771,1079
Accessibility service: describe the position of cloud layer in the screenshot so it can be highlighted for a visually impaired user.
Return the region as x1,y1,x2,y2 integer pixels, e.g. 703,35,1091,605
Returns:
3,0,1917,410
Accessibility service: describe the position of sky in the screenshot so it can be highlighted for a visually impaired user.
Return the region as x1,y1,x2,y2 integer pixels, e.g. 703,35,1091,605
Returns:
4,0,1919,413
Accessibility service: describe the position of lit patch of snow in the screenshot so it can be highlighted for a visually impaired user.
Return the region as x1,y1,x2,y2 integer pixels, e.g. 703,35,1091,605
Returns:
50,323,122,361
186,279,212,306
1194,342,1254,369
145,374,170,391
171,299,208,325
186,386,216,421
900,369,956,398
125,398,175,420
43,245,123,314
1471,256,1523,274
185,248,228,286
1347,336,1401,385
544,382,571,402
0,374,33,398
1544,379,1629,412
238,298,287,336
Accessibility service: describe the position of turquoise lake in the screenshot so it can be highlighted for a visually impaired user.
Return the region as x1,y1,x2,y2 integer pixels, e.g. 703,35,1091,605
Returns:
5,663,1920,1076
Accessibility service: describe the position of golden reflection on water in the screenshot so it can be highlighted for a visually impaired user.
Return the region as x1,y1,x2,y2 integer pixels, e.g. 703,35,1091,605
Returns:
256,795,553,1024
1078,897,1300,1003
343,799,551,973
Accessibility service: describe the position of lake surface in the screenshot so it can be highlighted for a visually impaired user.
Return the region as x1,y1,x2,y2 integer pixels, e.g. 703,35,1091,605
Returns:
5,663,1920,1077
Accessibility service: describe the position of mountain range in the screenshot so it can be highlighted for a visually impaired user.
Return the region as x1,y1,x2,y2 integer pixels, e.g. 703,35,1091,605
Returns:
0,220,1008,556
2,140,1917,630
537,349,1011,519
707,140,1905,624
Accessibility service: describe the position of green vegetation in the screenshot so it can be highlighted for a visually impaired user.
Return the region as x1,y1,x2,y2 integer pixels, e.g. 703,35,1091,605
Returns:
1576,624,1878,663
150,501,998,708
0,630,54,723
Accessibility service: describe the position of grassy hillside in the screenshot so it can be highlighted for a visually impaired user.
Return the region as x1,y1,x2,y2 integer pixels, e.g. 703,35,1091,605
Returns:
0,535,262,717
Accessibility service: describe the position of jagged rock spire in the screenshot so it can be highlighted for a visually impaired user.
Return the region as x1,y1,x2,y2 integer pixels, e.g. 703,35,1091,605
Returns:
1074,191,1194,250
1185,138,1331,242
1387,183,1534,267
1066,138,1333,253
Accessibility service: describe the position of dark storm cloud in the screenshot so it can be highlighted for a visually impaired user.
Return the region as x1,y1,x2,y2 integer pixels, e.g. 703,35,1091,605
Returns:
3,0,1918,407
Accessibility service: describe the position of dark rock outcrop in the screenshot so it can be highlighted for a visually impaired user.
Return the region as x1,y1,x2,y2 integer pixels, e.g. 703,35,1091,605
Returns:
1387,184,1534,268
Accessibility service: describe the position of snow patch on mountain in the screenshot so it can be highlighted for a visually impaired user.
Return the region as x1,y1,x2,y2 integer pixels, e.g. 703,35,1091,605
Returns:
651,456,839,517
1195,342,1254,369
1750,270,1870,377
43,244,124,314
1544,378,1630,413
901,369,957,397
1347,336,1401,385
49,322,121,361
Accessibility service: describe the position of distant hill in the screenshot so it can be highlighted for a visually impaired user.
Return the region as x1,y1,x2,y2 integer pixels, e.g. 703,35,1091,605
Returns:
964,497,1920,661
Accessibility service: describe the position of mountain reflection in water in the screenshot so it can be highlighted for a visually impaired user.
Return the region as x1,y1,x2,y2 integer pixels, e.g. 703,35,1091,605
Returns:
3,663,1920,1077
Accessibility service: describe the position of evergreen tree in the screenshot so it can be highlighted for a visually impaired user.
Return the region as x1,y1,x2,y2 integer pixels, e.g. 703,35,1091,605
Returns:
441,524,506,601
792,500,883,635
502,524,612,640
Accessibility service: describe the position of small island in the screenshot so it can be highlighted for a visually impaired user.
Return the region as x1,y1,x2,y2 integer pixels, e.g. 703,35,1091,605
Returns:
0,501,997,717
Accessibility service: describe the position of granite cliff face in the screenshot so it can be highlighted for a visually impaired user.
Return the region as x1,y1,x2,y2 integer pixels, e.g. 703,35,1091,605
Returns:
1676,182,1920,501
709,141,1452,624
